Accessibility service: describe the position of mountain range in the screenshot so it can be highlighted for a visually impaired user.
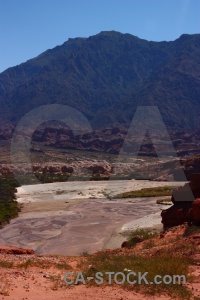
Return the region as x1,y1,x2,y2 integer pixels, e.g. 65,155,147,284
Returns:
0,31,200,130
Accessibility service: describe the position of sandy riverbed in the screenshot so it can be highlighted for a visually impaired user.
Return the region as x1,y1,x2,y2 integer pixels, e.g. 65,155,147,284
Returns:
0,180,184,255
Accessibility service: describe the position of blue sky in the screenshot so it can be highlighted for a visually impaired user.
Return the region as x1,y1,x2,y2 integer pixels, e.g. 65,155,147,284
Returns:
0,0,199,72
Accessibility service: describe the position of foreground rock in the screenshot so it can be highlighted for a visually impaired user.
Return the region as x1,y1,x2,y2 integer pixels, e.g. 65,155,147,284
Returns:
161,173,200,228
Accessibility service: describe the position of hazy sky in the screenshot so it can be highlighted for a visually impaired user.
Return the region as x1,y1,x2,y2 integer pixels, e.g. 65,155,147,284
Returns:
0,0,199,72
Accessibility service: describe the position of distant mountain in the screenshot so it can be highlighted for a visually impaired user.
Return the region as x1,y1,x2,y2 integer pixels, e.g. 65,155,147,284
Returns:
0,31,200,129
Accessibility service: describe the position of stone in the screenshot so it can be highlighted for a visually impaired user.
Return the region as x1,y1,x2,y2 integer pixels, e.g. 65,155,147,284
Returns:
121,241,131,248
162,173,200,229
161,203,193,228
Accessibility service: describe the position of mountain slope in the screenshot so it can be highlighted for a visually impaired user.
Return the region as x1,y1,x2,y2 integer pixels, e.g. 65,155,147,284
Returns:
0,31,200,129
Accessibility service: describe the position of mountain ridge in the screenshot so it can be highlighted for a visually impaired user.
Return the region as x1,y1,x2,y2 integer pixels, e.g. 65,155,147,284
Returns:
0,31,200,129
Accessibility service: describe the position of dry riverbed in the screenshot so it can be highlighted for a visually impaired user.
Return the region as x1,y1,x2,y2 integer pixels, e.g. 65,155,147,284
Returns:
0,180,184,255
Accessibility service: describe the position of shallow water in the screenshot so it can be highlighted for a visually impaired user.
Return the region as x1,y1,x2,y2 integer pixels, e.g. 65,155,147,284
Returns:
0,180,184,255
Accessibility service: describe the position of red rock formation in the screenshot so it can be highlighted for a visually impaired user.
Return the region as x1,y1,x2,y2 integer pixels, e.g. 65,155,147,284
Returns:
161,203,193,228
87,164,112,175
0,245,34,255
161,173,200,229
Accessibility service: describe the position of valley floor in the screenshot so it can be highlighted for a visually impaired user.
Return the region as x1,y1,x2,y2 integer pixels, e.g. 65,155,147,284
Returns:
0,180,184,255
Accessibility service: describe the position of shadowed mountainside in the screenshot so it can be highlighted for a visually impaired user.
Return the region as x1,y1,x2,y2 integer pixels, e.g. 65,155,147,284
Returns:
0,31,200,129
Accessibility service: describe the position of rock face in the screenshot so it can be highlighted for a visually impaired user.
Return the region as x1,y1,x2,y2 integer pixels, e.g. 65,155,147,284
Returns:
161,173,200,228
32,124,125,154
161,203,193,228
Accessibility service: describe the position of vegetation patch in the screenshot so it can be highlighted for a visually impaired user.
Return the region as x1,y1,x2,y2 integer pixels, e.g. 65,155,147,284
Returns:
79,251,192,299
54,263,72,270
35,173,71,183
114,186,173,199
18,259,41,269
126,228,158,247
18,259,72,270
0,175,20,227
0,260,13,268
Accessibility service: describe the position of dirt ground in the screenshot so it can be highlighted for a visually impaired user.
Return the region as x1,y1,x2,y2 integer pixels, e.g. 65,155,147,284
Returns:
1,224,200,300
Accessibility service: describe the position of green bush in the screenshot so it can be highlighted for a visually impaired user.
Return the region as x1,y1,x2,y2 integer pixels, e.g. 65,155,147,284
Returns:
0,175,20,227
114,186,173,199
127,228,157,247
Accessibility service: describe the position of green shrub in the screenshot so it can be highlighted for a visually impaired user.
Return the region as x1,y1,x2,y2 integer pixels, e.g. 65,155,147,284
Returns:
127,228,157,247
114,186,173,199
0,175,20,227
0,261,13,268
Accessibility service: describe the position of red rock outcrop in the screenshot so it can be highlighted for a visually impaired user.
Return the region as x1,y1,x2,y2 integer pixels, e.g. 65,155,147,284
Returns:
87,164,112,175
161,173,200,229
161,203,193,228
0,244,34,255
